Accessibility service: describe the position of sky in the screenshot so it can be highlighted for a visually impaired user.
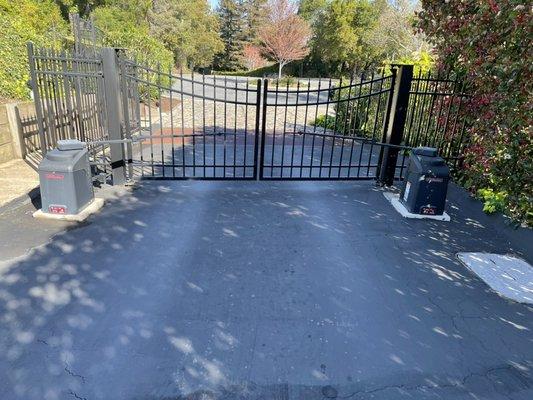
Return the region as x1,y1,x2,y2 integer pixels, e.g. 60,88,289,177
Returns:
209,0,218,9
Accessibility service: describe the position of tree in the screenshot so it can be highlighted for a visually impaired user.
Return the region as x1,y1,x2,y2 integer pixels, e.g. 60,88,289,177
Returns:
213,0,246,71
312,0,379,75
241,43,267,70
368,0,430,62
298,0,327,23
258,0,311,78
242,0,269,44
0,0,67,100
149,0,223,68
92,4,173,69
53,1,107,18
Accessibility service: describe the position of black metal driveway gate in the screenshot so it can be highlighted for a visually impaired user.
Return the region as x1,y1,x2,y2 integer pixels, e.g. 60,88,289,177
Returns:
120,62,413,182
28,38,468,185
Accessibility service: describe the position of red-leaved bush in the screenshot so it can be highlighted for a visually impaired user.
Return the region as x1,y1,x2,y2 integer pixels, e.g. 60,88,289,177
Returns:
416,1,532,224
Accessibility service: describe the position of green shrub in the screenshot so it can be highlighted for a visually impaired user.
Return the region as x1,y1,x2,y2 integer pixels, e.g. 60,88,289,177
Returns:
311,114,336,130
92,6,173,72
0,0,67,100
417,1,532,225
477,188,508,214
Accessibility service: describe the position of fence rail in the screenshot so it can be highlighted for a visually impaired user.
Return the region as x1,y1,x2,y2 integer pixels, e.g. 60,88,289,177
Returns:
27,42,111,176
404,70,469,170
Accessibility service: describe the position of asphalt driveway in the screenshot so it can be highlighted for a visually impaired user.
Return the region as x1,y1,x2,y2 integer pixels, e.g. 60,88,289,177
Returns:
0,181,531,399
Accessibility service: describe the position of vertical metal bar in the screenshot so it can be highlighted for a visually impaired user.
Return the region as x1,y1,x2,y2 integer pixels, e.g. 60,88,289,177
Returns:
134,62,144,177
244,79,250,177
318,78,332,178
51,48,67,141
223,76,227,177
72,54,86,142
310,79,322,177
353,74,365,178
367,72,386,177
280,80,290,177
364,73,377,177
338,75,354,177
354,74,371,178
27,43,48,156
413,71,431,147
101,47,126,184
40,48,57,150
378,65,413,186
375,70,396,179
120,59,133,180
233,77,238,176
299,77,311,178
253,79,262,180
169,66,176,177
180,68,186,177
435,74,457,152
157,63,165,177
328,77,344,177
60,51,76,139
191,70,196,177
202,72,207,177
422,71,439,146
404,69,421,147
213,74,217,177
259,79,269,179
146,63,155,177
289,80,300,178
270,80,279,176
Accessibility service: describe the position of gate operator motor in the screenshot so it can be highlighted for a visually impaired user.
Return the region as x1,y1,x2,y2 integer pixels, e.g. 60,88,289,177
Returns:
400,147,450,216
38,140,94,215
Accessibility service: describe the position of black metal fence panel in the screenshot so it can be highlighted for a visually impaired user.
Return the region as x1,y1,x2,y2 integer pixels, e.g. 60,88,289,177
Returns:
260,72,410,180
27,30,471,184
69,13,102,58
120,60,262,179
27,43,110,175
404,70,470,171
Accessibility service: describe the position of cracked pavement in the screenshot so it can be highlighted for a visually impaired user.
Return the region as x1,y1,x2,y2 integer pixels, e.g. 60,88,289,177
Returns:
0,181,532,399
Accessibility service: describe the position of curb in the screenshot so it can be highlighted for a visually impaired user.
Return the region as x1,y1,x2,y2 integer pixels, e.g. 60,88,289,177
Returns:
0,186,40,216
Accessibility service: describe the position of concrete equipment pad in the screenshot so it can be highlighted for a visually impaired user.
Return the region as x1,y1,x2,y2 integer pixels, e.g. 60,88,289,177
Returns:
33,198,105,222
383,192,451,221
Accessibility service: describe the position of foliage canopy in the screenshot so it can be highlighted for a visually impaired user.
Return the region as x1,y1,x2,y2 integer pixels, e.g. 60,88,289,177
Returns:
0,0,67,100
417,0,532,224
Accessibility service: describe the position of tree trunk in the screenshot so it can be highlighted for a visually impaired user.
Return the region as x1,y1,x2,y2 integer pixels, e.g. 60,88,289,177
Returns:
278,63,283,79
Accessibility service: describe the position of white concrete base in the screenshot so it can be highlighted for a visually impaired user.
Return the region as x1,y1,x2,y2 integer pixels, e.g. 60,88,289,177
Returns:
383,192,450,221
33,198,104,222
457,252,533,304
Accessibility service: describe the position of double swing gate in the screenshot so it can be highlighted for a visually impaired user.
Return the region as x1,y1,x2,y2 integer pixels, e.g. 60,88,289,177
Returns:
28,45,469,184
120,59,408,181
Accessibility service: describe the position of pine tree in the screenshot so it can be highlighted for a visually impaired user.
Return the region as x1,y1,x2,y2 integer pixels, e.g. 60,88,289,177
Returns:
242,0,268,44
214,0,246,71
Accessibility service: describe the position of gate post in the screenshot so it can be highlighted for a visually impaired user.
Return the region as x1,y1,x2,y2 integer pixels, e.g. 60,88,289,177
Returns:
378,64,413,186
101,47,126,185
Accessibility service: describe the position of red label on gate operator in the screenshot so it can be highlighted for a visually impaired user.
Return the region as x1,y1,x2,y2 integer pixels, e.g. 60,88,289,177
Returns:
49,205,67,214
420,206,437,215
46,173,65,180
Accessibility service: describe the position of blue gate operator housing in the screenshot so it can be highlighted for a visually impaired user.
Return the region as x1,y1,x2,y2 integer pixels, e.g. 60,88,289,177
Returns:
399,147,450,216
